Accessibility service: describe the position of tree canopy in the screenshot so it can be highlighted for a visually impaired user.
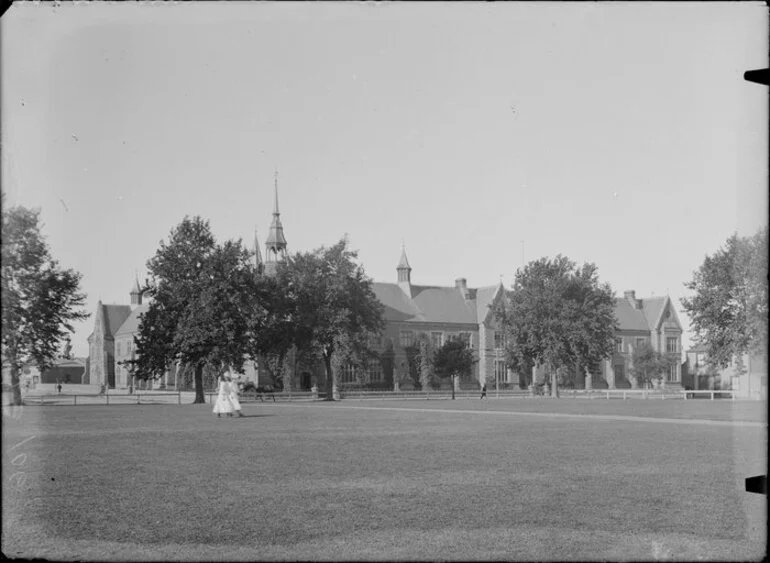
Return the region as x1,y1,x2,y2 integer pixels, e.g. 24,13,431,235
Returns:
681,227,768,369
130,217,262,403
500,256,617,397
432,339,476,400
280,238,385,400
628,342,673,389
2,203,89,405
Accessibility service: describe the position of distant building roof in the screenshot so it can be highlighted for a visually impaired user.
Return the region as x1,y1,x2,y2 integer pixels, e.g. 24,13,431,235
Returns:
372,282,498,325
475,285,502,324
114,303,150,336
613,299,651,331
102,305,133,338
640,296,668,330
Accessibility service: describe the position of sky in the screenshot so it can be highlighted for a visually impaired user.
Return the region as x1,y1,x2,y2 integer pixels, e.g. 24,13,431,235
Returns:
2,2,767,359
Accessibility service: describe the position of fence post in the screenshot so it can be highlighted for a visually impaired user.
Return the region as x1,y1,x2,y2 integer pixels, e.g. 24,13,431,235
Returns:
623,391,627,400
106,393,109,405
605,391,609,400
137,394,141,405
711,391,715,401
178,391,181,405
74,395,77,406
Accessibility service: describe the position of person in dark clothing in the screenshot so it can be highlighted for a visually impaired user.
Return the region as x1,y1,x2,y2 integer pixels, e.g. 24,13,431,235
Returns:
57,383,62,394
480,383,487,399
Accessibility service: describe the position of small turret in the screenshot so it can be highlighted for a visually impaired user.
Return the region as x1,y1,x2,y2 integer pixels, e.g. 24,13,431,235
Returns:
397,245,412,297
130,273,143,306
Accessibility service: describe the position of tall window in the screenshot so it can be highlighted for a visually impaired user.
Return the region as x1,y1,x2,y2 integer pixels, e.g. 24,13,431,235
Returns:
494,331,503,350
430,332,444,349
459,332,473,349
667,364,678,382
495,360,507,384
635,338,647,349
399,330,415,348
368,360,383,383
341,363,357,384
615,338,623,353
666,337,678,353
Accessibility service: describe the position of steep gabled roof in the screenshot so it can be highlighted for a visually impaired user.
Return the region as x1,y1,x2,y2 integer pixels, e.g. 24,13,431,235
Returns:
641,296,669,331
101,305,132,338
372,282,489,325
475,284,502,325
614,299,650,332
114,303,150,337
371,282,421,322
410,285,478,324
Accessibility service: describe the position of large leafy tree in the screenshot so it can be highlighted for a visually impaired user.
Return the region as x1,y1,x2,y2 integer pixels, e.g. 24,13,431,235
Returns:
282,238,385,401
2,204,89,405
500,256,617,398
130,217,262,403
628,342,674,389
432,339,476,400
682,227,768,369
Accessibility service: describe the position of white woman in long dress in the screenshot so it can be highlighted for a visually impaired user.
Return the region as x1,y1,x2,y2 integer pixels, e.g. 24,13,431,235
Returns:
213,375,234,417
227,376,244,417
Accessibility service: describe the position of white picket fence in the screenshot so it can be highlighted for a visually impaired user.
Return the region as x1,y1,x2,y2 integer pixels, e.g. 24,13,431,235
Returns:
17,387,756,406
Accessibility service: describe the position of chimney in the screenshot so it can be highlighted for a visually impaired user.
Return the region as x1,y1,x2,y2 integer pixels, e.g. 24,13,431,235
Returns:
455,278,470,299
624,290,641,309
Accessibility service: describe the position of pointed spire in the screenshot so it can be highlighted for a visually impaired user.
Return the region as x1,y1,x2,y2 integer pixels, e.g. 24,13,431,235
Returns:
265,170,287,276
130,270,143,306
397,242,411,270
254,226,264,274
273,168,279,216
132,270,142,294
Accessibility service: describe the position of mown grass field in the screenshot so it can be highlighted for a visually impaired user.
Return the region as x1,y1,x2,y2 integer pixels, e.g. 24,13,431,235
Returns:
2,398,766,561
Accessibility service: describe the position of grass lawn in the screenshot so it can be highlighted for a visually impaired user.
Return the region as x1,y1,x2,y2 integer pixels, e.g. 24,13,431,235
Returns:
2,399,766,561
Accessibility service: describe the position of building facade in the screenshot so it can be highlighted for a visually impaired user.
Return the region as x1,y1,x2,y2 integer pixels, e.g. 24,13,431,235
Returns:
683,345,768,399
86,177,685,394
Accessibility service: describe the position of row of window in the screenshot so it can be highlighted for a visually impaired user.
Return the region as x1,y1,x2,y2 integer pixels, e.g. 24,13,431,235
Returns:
116,340,134,356
339,360,384,384
398,330,474,349
615,337,679,354
613,363,679,382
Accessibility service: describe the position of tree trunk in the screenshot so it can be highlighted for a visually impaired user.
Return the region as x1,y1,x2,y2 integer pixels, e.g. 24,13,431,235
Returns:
193,363,205,404
551,371,559,398
11,364,22,406
323,354,335,401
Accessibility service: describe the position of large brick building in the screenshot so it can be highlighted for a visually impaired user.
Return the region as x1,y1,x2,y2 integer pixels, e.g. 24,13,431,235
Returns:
86,178,683,393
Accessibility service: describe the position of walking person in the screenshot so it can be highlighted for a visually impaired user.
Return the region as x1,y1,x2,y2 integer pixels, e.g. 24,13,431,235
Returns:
227,375,245,417
480,383,487,399
213,375,234,418
57,383,62,394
